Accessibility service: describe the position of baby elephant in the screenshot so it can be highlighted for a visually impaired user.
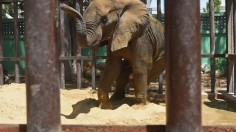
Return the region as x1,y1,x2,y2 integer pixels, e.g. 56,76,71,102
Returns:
61,0,165,109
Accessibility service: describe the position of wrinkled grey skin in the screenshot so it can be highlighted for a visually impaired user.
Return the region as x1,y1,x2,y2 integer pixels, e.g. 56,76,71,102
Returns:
61,0,165,109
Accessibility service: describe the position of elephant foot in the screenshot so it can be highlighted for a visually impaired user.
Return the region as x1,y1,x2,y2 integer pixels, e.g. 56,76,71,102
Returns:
110,93,125,101
99,101,113,109
135,97,146,105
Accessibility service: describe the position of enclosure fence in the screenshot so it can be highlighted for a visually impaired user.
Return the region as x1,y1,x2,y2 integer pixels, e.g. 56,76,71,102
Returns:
0,0,236,131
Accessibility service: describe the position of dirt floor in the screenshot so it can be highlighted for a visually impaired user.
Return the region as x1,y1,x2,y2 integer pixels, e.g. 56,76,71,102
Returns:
0,74,236,125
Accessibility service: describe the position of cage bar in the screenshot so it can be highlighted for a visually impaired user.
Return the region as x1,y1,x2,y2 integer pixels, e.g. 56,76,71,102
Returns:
227,0,235,94
209,0,216,93
91,49,96,89
13,0,20,83
24,0,61,131
157,0,161,20
165,0,202,131
59,1,66,89
75,0,82,89
0,3,4,85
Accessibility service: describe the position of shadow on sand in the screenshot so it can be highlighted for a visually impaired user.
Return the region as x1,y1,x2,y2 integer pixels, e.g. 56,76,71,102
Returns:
61,97,136,119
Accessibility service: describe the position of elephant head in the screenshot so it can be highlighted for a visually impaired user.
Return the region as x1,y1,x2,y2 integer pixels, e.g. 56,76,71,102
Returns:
61,0,150,51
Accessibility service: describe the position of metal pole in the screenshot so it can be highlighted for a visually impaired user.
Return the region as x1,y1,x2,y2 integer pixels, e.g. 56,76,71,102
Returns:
76,0,82,89
25,0,61,131
165,0,202,131
157,0,161,21
91,49,96,89
233,0,236,95
227,0,235,93
209,0,216,93
157,0,163,94
60,1,65,89
13,0,20,83
0,3,4,85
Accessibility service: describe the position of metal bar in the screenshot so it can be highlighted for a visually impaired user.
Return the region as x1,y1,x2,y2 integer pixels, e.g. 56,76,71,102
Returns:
156,1,162,100
158,73,163,94
60,2,65,89
165,0,202,131
76,0,82,89
210,0,216,93
0,57,25,61
13,0,20,83
157,0,161,20
79,0,83,14
0,4,4,85
233,0,236,95
25,0,61,131
91,49,96,89
227,0,235,93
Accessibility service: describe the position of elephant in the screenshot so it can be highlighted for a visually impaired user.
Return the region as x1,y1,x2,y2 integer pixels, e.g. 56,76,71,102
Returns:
61,0,165,109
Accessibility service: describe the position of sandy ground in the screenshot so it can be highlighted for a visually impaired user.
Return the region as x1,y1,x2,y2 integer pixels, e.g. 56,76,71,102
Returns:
0,83,236,125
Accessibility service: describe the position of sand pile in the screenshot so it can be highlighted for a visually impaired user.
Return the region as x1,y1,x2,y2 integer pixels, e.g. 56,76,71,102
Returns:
0,83,236,125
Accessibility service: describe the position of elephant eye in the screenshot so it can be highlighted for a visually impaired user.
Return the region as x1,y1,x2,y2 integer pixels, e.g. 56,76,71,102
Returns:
101,16,108,24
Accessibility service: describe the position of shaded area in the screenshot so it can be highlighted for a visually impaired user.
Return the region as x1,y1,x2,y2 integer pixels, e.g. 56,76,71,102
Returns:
61,98,98,119
204,99,236,112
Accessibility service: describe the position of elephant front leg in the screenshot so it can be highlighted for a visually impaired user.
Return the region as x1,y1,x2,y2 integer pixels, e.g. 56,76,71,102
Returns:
133,65,148,105
97,52,122,109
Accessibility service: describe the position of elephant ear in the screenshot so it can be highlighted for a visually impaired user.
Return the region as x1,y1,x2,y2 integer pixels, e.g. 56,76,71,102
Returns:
111,1,150,52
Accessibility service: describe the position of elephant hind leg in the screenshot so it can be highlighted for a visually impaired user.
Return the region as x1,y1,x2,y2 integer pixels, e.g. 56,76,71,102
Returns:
110,62,132,101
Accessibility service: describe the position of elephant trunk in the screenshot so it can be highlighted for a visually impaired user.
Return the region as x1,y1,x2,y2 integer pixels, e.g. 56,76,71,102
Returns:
60,4,89,48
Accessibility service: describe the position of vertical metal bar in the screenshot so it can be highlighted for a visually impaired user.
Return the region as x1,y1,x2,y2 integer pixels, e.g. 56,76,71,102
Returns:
210,0,216,93
0,3,4,85
165,0,202,131
79,0,83,14
13,1,20,83
91,49,96,89
157,0,161,21
25,0,61,131
227,0,235,93
233,0,236,95
157,0,163,94
158,74,163,94
76,0,82,89
60,1,65,89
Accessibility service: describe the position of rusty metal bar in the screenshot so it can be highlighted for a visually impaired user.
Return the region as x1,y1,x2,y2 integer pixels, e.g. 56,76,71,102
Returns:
165,0,202,131
60,1,66,89
227,0,235,93
91,49,96,89
0,4,4,85
157,0,161,20
76,0,82,89
13,0,20,83
209,0,216,93
25,0,61,131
